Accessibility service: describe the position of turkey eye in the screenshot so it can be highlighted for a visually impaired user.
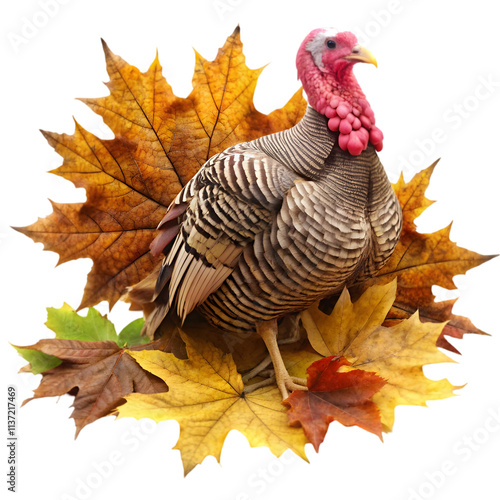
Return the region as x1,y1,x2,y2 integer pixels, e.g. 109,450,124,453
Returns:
326,40,336,49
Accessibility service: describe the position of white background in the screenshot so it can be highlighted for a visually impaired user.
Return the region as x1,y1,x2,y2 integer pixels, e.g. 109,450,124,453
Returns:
1,1,499,499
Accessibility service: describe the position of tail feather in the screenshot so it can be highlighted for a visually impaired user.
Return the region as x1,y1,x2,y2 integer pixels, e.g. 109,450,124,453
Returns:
142,293,171,339
150,202,187,258
123,263,160,311
150,224,180,258
153,262,173,301
123,261,174,340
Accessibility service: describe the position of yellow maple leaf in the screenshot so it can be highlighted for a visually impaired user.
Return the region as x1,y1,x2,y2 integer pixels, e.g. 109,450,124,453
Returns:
301,279,459,431
117,331,308,474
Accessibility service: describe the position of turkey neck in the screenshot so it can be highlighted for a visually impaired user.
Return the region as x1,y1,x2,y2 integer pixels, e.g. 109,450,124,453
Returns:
252,105,385,211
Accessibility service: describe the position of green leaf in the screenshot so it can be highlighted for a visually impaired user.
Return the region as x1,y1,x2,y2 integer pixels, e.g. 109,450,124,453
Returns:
14,305,147,374
117,318,148,348
46,303,146,346
45,303,118,342
12,345,62,374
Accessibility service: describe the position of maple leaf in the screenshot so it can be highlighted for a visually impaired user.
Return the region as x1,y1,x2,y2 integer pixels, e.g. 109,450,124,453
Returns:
14,27,306,310
283,356,385,451
117,331,308,475
361,162,495,353
15,305,169,436
301,279,459,432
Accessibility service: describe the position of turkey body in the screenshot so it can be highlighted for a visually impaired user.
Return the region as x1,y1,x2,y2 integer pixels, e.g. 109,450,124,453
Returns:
151,106,402,335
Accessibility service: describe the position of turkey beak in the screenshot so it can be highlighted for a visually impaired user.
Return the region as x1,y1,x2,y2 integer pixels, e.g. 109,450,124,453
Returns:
344,45,378,67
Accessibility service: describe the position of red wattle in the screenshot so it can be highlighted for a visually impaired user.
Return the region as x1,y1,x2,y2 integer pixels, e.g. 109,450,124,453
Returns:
297,41,383,155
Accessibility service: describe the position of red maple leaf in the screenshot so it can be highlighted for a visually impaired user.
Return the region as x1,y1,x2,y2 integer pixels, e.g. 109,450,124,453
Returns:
284,356,386,451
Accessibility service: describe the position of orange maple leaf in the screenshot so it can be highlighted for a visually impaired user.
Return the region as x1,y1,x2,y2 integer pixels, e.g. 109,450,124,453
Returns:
15,28,306,310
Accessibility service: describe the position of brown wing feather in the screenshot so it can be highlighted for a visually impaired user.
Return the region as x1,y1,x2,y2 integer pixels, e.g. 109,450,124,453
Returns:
142,146,301,330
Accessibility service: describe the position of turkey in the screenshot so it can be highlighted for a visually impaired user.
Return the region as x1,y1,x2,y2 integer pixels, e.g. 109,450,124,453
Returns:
129,28,403,400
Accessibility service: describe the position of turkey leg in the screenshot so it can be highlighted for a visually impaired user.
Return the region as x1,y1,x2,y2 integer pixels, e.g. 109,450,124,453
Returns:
256,319,307,400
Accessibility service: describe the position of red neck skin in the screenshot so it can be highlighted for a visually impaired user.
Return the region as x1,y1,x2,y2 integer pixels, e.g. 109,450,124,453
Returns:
297,51,383,156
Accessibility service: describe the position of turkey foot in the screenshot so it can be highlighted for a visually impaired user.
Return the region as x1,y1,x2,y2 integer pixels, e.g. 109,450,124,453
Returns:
256,319,307,400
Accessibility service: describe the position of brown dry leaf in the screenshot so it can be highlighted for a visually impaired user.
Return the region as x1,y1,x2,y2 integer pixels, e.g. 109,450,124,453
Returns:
302,279,459,432
117,331,308,475
15,27,306,310
19,336,170,437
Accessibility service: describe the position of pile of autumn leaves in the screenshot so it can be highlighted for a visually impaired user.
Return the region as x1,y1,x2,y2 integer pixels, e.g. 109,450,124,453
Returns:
14,29,493,474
